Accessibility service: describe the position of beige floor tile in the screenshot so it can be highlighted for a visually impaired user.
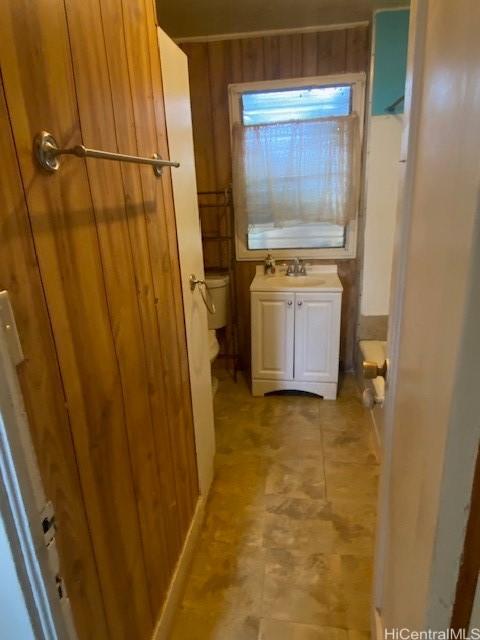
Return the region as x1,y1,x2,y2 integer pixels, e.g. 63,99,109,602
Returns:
265,458,326,500
322,429,378,465
213,453,268,500
259,619,349,640
266,432,324,461
341,555,373,631
215,417,273,456
324,461,379,503
171,606,260,640
171,373,377,637
263,496,335,554
326,500,376,556
182,541,265,617
262,549,347,628
319,407,372,433
201,490,265,547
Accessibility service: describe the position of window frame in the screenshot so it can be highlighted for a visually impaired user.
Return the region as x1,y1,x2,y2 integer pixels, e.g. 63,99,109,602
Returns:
228,72,366,261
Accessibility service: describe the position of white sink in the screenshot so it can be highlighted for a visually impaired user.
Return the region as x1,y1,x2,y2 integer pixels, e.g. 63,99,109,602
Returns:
250,266,343,293
271,276,326,288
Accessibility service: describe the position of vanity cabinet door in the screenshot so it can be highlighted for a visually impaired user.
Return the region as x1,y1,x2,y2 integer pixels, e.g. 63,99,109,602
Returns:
294,292,341,383
251,291,295,380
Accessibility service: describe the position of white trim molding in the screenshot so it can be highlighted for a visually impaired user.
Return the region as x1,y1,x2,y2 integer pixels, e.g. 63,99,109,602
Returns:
151,497,206,639
175,21,369,44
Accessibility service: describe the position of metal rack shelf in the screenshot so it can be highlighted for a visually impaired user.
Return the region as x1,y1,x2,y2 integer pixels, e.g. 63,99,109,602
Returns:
198,187,239,381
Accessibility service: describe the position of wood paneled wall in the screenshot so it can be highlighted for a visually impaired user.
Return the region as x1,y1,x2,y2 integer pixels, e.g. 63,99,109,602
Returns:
0,1,198,638
180,26,370,370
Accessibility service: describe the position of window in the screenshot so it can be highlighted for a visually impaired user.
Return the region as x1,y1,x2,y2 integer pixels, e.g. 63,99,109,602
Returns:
242,85,352,125
229,74,365,260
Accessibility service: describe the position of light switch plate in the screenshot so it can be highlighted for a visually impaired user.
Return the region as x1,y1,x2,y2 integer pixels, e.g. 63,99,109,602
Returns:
0,291,24,365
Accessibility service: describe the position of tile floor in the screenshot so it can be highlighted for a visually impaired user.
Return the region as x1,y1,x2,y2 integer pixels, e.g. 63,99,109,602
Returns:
171,373,379,639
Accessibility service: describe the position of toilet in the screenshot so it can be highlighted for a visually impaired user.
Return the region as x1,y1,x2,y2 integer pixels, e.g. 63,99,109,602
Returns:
205,272,230,395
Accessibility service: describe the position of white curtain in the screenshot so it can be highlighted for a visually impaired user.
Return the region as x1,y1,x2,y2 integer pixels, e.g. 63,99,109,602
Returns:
232,114,360,228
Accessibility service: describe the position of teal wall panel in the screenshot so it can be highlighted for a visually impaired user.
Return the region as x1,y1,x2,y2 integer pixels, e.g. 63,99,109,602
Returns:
372,9,410,115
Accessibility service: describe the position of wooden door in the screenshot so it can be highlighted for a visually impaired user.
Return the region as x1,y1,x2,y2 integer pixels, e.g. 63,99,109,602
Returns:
251,291,294,380
294,293,341,383
374,0,480,634
0,1,199,638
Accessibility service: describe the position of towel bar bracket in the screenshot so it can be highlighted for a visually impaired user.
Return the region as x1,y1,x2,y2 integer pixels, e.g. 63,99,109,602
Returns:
34,131,180,177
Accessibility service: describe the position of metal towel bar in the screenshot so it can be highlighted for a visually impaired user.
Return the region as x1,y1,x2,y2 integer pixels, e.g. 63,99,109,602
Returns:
34,131,180,177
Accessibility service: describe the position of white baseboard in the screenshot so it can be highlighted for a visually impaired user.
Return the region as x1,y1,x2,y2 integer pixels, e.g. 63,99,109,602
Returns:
373,607,384,640
151,496,206,640
370,406,383,464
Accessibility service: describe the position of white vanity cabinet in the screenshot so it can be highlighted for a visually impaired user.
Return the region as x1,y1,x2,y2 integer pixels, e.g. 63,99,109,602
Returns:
250,266,342,399
251,291,295,381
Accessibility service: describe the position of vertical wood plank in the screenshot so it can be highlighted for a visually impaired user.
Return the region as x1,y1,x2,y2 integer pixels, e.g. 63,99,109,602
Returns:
63,0,174,610
241,37,265,82
346,26,370,73
235,262,258,371
0,72,110,640
302,32,319,76
317,29,347,74
1,0,203,635
208,40,234,188
121,0,198,537
99,0,182,574
0,0,154,636
231,39,244,83
278,34,303,79
180,42,217,191
290,34,304,78
263,35,282,79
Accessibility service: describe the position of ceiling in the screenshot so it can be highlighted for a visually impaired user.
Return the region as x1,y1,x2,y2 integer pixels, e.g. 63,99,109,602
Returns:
157,0,409,40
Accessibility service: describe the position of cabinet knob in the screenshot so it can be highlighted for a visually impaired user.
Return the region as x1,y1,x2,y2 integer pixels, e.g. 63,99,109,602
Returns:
287,300,293,306
297,300,303,306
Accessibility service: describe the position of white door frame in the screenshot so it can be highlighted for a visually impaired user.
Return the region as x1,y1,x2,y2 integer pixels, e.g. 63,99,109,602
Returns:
373,0,480,634
372,1,428,627
0,297,76,639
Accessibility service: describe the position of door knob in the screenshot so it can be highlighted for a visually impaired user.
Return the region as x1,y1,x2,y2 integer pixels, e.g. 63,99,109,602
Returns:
287,300,293,306
297,300,303,306
362,359,388,380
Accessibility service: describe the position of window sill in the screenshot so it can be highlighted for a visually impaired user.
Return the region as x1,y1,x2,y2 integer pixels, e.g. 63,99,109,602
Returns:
235,221,357,261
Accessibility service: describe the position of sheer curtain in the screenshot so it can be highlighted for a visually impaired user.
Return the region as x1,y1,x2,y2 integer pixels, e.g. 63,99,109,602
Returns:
232,114,360,229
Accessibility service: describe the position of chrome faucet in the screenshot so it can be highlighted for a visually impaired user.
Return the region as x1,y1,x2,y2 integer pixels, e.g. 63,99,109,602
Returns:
286,257,306,276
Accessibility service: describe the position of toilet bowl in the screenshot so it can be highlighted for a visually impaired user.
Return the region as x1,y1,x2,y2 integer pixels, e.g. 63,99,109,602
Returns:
205,272,230,395
208,329,220,362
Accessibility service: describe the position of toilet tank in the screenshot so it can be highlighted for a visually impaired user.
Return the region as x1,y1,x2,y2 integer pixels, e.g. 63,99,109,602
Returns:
205,273,230,329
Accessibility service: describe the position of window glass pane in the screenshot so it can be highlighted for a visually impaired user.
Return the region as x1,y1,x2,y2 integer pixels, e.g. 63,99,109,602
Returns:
242,85,351,125
247,222,346,250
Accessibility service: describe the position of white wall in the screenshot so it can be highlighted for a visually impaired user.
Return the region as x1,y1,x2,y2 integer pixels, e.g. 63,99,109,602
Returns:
0,513,35,639
361,114,403,316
